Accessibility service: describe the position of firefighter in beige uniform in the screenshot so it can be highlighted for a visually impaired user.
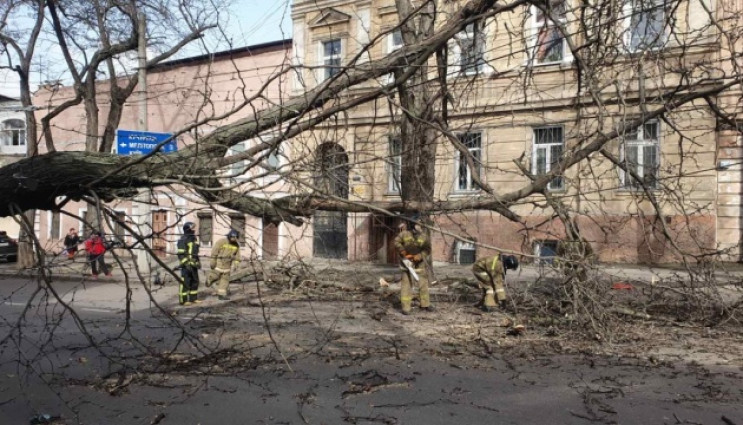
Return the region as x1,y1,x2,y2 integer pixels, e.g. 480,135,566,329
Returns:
207,230,241,300
393,219,433,315
472,253,519,312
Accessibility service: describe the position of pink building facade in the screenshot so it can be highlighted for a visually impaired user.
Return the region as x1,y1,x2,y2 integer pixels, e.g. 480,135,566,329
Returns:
32,40,316,263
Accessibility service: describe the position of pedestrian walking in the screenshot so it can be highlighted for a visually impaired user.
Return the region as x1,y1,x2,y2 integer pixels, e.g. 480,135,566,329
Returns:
63,228,80,260
472,253,519,312
393,215,433,315
84,231,111,278
177,222,201,305
207,229,241,300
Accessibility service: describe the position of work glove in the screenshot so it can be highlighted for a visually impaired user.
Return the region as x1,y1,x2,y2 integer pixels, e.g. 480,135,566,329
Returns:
412,254,422,263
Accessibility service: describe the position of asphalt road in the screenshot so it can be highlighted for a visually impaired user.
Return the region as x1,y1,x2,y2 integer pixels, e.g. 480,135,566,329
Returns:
0,275,741,425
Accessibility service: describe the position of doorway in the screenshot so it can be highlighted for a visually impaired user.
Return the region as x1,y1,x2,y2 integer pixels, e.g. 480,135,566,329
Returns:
313,143,349,259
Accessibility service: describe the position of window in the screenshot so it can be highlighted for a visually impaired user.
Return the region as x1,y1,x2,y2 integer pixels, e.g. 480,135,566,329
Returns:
623,0,665,52
387,137,401,193
1,119,26,147
228,142,247,178
113,211,126,242
78,209,87,234
229,214,246,244
382,30,404,83
534,240,559,265
259,147,282,184
198,213,213,245
621,120,659,189
456,132,482,191
453,22,485,75
533,127,564,190
49,211,61,241
530,1,568,64
388,29,404,53
322,39,342,81
455,241,476,264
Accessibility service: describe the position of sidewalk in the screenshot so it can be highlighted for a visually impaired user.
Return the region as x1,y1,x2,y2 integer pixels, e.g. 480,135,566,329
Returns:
1,254,742,286
0,252,141,282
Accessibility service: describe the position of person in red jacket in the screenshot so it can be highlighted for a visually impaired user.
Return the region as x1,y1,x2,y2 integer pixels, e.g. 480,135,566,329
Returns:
84,231,111,279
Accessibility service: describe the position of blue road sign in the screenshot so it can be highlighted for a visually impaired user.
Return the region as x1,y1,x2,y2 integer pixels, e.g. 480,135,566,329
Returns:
116,129,178,155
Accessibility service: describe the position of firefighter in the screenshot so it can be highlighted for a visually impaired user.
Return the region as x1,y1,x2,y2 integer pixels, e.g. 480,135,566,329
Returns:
177,222,201,305
207,229,242,300
393,216,433,315
472,253,519,312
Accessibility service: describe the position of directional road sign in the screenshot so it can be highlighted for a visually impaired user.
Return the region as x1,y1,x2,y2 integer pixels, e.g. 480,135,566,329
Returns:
116,129,178,155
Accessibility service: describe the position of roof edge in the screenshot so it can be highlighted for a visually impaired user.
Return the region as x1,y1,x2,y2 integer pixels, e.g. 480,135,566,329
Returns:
150,38,292,71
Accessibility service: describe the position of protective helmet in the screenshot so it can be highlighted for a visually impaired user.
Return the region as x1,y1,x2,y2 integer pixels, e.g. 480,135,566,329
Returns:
227,229,239,239
406,213,421,230
183,222,196,234
503,255,519,271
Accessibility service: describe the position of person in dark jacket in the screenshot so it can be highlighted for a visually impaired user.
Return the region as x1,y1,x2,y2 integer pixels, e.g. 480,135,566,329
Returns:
63,228,80,260
84,231,111,278
177,222,201,305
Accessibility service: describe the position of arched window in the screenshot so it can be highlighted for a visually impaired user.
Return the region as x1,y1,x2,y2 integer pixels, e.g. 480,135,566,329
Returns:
1,119,26,147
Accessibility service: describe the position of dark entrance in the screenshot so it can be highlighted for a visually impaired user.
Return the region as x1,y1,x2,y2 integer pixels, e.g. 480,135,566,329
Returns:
370,214,402,264
313,143,349,259
262,221,279,260
152,210,168,259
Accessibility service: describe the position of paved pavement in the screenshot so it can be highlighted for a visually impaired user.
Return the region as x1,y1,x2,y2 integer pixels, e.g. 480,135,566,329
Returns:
2,251,742,286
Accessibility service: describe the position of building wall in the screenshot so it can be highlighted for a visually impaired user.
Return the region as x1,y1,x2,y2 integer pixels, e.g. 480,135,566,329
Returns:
31,41,316,262
290,0,739,263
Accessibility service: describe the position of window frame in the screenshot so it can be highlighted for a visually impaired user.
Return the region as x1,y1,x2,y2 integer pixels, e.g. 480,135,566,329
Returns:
532,126,565,191
622,0,667,53
387,137,402,194
78,208,88,235
454,131,483,192
113,210,127,242
528,1,572,66
320,38,343,81
382,30,404,84
47,211,61,241
197,212,214,246
453,21,486,76
229,214,246,244
619,119,661,189
1,119,26,147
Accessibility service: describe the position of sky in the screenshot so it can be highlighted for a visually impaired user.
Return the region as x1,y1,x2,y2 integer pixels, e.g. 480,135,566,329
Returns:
0,0,293,98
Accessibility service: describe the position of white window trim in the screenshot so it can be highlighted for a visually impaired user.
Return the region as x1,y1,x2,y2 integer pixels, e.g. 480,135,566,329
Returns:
47,211,61,241
621,0,667,53
318,38,343,82
197,213,214,247
619,120,661,189
386,137,402,194
78,208,86,233
453,131,484,193
381,30,404,84
449,21,490,78
226,134,286,185
113,208,128,243
526,3,573,66
532,126,565,191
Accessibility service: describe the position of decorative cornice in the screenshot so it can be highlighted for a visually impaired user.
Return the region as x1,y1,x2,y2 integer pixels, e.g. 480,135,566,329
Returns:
309,7,353,28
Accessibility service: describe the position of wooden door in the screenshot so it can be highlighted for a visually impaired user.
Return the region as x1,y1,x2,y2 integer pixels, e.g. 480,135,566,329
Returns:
152,210,168,258
262,221,279,260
